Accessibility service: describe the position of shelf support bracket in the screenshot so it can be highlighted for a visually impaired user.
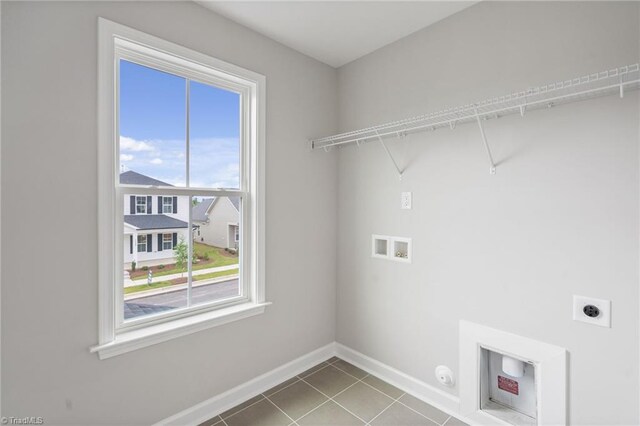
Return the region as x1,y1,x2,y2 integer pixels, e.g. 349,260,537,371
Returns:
474,107,497,175
375,130,404,180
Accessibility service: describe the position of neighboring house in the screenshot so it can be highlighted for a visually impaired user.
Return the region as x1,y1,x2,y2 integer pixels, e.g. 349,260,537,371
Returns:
121,171,190,268
192,196,240,249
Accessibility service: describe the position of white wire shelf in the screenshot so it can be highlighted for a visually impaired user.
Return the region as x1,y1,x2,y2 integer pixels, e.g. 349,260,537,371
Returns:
310,64,640,155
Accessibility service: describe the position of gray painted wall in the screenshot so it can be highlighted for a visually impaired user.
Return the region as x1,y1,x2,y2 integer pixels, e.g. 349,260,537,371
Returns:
1,1,337,423
336,2,640,424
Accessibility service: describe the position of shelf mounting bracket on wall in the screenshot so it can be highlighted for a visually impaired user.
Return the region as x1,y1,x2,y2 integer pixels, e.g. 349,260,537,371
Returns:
473,106,497,175
309,63,640,177
375,130,404,180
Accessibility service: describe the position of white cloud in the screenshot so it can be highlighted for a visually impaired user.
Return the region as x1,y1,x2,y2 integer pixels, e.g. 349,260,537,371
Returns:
150,158,163,165
121,154,134,161
120,136,155,152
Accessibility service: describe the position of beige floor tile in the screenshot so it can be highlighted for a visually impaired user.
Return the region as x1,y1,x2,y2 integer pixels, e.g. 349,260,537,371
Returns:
443,416,469,426
220,394,265,419
325,356,341,364
264,377,300,397
398,394,450,424
197,415,223,426
268,380,328,420
298,401,364,425
224,398,292,426
331,360,368,380
333,382,394,422
304,365,358,397
370,402,438,426
298,363,330,378
361,375,404,399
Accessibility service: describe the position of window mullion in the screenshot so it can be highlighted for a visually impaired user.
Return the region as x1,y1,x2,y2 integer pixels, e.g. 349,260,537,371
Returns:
186,79,192,307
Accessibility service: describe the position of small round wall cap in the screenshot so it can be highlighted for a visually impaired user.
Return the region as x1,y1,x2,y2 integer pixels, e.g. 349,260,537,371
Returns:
435,365,455,387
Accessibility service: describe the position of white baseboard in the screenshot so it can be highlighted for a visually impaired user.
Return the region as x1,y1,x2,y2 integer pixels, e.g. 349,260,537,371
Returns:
156,341,475,426
156,342,336,426
335,343,475,425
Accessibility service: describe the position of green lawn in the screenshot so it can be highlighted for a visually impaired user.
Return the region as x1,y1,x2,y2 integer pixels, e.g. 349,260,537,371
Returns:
129,242,238,279
125,268,239,295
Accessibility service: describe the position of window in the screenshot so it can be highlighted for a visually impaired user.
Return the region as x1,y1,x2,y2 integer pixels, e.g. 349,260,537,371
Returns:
95,19,265,359
137,234,148,253
235,226,240,243
136,196,148,214
162,233,173,250
162,196,174,214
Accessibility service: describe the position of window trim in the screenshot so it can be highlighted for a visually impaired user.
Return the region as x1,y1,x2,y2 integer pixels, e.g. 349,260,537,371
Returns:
162,233,173,250
94,18,266,359
162,196,174,214
136,196,148,214
137,234,147,253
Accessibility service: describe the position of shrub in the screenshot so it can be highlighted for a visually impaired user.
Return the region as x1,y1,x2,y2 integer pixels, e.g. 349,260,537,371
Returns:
202,252,210,261
141,265,149,271
158,264,165,269
131,260,137,271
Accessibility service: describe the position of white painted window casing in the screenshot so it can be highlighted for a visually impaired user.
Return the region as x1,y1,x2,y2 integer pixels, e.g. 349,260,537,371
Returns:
94,18,267,359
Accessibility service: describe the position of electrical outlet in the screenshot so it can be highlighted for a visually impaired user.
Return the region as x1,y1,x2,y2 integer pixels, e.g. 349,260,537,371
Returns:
401,192,412,209
573,295,611,328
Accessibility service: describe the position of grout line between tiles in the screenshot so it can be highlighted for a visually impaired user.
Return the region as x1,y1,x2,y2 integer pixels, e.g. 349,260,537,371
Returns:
296,361,332,379
218,359,334,424
217,358,455,426
292,399,332,424
393,395,450,425
262,377,302,398
364,391,406,426
219,394,265,421
264,394,297,425
442,416,454,426
221,359,333,422
298,369,370,424
344,367,448,425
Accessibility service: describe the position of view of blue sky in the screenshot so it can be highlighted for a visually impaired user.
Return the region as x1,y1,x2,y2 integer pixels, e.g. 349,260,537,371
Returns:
119,59,240,188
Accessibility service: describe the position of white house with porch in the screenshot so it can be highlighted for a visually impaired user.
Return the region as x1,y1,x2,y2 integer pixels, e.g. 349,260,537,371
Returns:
121,171,190,268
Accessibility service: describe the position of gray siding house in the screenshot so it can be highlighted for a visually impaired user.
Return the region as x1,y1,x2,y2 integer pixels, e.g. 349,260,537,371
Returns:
192,197,240,249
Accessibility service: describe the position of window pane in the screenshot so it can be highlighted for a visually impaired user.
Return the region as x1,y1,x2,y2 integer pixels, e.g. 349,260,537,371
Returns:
119,60,186,187
190,196,241,306
123,192,190,321
189,81,241,189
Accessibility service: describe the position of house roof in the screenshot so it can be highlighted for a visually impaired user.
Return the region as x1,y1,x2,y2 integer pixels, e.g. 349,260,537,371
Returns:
120,170,173,187
228,197,240,212
191,196,240,222
124,215,188,230
192,198,215,222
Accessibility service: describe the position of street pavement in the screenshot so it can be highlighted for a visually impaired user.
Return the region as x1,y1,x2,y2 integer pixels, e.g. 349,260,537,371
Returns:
124,279,239,319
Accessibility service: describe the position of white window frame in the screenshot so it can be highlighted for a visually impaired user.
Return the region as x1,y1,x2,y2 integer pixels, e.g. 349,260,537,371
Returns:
162,233,173,250
137,234,147,253
93,19,266,360
162,196,174,214
135,196,147,214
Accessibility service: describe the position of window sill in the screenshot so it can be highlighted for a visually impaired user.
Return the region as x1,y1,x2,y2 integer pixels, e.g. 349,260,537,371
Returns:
90,302,271,360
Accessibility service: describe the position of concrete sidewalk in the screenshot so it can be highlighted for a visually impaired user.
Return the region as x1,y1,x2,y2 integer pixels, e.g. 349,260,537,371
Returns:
125,274,239,300
126,263,239,287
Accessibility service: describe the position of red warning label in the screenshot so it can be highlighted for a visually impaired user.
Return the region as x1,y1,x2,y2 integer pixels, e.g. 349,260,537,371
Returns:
498,376,519,395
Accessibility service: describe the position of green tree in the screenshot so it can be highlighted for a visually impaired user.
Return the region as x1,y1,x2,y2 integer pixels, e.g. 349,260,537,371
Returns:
173,236,188,278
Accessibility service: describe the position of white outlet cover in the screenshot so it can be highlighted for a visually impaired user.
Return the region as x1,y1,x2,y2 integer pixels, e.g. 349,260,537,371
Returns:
401,192,412,209
573,295,611,328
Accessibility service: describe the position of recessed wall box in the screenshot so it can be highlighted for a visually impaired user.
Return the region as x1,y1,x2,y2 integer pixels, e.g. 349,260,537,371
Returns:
371,235,411,263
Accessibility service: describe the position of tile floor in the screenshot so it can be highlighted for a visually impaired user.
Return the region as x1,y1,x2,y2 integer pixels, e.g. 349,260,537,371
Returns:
199,357,469,426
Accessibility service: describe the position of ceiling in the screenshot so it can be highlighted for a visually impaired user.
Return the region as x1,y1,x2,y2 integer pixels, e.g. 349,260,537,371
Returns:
197,1,476,68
